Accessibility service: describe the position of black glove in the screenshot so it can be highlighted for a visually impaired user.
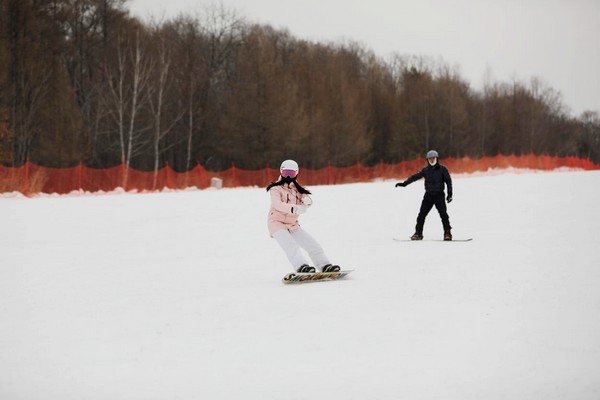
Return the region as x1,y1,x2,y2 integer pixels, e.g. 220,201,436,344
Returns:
446,195,453,203
395,182,406,187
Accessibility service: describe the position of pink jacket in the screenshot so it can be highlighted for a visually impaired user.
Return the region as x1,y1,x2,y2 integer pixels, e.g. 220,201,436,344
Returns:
267,183,311,236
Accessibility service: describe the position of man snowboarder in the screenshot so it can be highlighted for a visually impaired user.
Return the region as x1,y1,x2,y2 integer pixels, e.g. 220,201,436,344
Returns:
395,150,453,240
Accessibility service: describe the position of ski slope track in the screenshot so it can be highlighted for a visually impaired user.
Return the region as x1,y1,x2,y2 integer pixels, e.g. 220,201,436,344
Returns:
1,170,599,399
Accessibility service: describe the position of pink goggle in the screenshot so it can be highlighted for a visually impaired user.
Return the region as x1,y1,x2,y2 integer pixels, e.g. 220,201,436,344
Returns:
281,169,297,178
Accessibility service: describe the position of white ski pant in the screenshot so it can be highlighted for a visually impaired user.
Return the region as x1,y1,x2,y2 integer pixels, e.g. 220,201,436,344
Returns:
272,228,330,270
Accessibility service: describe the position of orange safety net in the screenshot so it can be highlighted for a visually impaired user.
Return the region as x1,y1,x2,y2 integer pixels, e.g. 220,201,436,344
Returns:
1,154,598,196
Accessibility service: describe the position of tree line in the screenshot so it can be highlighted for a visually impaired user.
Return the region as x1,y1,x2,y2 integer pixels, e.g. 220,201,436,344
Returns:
1,0,599,181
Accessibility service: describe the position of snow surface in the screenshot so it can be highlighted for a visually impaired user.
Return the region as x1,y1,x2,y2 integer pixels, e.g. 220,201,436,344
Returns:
1,170,600,400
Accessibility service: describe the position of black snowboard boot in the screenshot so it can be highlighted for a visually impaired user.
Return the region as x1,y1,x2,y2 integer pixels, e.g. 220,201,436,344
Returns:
321,264,341,273
411,233,424,240
444,229,452,241
297,264,316,273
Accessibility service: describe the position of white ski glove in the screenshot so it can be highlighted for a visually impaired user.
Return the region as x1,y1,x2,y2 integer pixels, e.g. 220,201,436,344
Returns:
302,195,313,206
293,205,308,215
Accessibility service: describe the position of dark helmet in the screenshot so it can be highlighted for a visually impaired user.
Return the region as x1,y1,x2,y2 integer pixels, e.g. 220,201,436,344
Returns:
426,150,439,159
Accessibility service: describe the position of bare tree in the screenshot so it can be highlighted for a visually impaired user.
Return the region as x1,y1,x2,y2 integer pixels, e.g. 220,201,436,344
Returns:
104,30,152,187
147,33,184,188
479,66,494,156
579,111,600,160
5,0,52,164
195,5,245,168
170,17,205,172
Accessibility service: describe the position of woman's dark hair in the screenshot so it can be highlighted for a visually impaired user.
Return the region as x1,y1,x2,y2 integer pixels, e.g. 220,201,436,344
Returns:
266,177,312,194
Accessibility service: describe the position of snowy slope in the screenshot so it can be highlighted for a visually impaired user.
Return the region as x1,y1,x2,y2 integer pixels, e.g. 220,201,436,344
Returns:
1,170,599,400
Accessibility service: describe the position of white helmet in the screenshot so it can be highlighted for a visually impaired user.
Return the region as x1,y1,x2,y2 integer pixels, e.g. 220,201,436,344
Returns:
280,159,299,175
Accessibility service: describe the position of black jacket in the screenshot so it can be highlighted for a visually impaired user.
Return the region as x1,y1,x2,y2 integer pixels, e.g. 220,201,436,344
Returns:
405,163,452,197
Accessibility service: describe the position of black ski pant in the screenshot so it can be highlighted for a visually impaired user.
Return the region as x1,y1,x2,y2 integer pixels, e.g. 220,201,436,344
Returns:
415,192,451,234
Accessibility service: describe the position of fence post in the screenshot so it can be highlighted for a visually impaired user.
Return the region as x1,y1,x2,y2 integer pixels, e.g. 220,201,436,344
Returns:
78,161,83,192
24,159,30,196
232,162,237,188
198,163,204,189
120,158,125,191
165,161,171,190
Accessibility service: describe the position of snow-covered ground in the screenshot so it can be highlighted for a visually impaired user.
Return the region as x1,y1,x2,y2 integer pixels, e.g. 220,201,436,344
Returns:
1,170,599,400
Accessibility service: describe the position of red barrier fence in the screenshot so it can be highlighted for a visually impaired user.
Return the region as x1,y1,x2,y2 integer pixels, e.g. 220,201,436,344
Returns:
1,154,598,196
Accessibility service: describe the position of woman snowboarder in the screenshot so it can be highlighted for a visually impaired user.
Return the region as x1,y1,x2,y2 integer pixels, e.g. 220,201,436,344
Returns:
267,159,340,272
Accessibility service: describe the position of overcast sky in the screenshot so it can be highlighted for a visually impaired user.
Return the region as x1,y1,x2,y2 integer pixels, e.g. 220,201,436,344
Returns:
127,0,600,117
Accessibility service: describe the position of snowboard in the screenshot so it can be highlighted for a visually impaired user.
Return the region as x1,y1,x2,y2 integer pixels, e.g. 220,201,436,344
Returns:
393,238,473,242
282,270,353,284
